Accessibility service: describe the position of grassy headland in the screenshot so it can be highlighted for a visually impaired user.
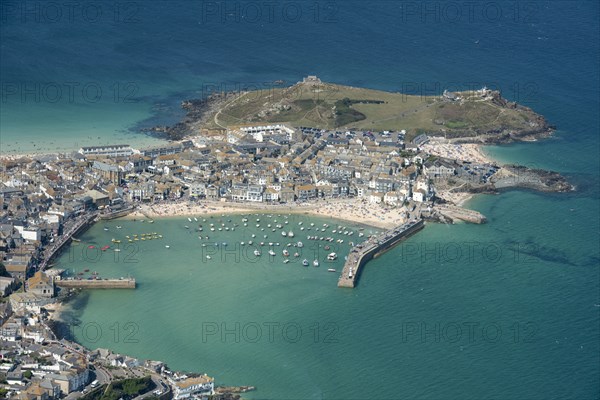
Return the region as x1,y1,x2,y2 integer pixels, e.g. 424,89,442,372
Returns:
193,80,553,142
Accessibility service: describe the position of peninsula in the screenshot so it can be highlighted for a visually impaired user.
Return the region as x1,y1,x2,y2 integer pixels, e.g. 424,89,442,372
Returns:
0,76,572,399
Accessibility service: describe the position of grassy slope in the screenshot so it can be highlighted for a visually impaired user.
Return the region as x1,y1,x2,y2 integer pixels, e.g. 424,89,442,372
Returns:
207,82,538,141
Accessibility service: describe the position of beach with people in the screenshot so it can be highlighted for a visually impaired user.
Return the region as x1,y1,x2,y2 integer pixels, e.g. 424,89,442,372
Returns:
420,142,495,164
126,198,409,229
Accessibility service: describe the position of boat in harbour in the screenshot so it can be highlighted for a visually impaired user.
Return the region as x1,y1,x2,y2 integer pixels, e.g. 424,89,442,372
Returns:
313,259,319,267
327,252,337,261
302,259,309,266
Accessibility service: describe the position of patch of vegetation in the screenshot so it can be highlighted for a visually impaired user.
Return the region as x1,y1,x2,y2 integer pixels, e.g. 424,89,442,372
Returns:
334,98,369,127
81,376,155,400
445,120,469,129
0,262,10,277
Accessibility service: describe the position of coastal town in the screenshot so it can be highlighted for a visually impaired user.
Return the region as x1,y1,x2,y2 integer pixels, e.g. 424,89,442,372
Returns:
0,78,572,399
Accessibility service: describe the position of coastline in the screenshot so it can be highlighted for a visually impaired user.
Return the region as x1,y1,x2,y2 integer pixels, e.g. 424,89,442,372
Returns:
125,198,408,229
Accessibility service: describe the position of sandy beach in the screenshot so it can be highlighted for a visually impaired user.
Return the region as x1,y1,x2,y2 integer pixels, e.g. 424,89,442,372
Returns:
421,142,496,164
435,191,474,207
126,198,409,229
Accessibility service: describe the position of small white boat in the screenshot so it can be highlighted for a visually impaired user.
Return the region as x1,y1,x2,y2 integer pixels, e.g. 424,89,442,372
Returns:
294,252,300,258
288,231,294,238
327,252,337,261
283,249,290,257
283,259,290,264
297,241,304,248
248,240,253,245
194,217,198,222
188,218,192,222
241,241,245,245
116,226,122,229
313,259,319,267
254,249,261,256
114,249,121,252
328,268,336,272
206,255,211,260
302,259,309,266
165,245,170,249
282,231,287,237
268,250,276,256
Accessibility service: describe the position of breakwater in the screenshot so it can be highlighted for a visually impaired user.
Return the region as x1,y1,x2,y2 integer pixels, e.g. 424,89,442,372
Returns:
55,277,136,289
338,219,425,288
435,205,486,224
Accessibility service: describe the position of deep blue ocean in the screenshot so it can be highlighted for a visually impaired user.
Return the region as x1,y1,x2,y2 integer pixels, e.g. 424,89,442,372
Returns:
2,1,599,399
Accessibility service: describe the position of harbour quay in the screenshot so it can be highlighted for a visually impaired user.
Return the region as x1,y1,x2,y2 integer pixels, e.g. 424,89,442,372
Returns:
55,277,136,289
338,219,425,288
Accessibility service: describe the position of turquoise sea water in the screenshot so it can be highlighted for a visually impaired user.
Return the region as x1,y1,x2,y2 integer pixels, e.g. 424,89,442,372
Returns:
3,0,599,398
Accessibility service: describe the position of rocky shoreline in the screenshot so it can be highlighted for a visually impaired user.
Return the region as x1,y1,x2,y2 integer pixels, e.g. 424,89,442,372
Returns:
490,164,574,192
141,91,238,140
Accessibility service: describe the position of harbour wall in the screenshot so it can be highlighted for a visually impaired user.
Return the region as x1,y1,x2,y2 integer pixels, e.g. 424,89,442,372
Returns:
55,278,136,289
338,219,425,288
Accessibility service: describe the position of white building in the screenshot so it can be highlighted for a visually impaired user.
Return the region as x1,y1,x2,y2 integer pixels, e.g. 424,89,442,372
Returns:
384,191,400,206
15,226,41,242
170,375,214,399
78,144,132,157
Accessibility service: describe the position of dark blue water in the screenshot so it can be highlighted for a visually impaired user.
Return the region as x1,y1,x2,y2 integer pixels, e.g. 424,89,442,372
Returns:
2,1,599,398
